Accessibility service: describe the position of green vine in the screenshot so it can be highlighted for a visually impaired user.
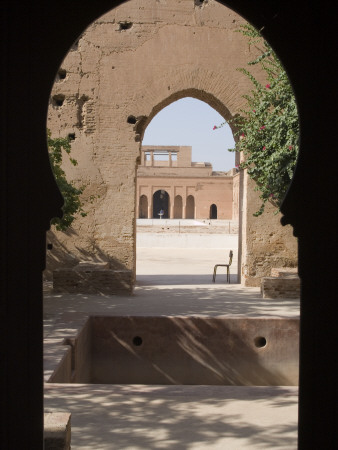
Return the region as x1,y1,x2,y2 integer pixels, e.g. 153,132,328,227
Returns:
47,129,87,230
214,24,299,216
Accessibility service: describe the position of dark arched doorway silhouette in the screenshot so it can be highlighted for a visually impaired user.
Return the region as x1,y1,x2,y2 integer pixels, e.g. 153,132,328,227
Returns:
139,195,148,218
210,204,217,219
153,190,169,218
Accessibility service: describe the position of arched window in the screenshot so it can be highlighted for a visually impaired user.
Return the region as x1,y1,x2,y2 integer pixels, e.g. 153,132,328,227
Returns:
186,195,195,219
139,195,148,218
153,190,169,219
210,204,217,219
174,195,183,218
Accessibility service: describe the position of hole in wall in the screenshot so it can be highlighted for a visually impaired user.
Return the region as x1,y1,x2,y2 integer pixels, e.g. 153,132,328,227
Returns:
132,336,143,346
76,94,89,128
52,94,65,107
127,115,137,124
254,336,267,348
57,69,67,80
119,21,133,31
194,0,206,7
68,133,76,141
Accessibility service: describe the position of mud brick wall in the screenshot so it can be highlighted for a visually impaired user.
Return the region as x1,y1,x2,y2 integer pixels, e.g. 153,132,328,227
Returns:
261,276,300,299
271,267,298,277
53,269,133,294
240,175,297,287
46,0,297,287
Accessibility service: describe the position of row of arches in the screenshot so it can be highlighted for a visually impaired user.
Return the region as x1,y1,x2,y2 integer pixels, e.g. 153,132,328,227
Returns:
139,190,217,219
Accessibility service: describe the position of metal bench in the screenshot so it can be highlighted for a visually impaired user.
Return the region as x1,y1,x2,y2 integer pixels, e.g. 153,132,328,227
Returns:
212,250,233,283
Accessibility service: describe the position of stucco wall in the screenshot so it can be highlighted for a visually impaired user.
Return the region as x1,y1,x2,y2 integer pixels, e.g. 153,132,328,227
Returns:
137,175,234,219
46,0,297,285
240,174,298,287
232,172,240,221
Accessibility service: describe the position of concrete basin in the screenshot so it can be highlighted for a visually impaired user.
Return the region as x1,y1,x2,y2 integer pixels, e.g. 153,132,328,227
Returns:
49,316,299,386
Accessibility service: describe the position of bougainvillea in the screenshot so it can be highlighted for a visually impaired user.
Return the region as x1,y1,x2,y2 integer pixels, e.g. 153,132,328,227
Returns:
214,24,299,216
47,129,87,230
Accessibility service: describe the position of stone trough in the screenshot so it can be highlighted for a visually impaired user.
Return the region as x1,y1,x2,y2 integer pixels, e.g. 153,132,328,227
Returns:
49,316,299,386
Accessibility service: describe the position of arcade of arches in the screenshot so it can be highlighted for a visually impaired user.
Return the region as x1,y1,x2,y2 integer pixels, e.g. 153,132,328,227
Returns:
137,146,237,220
140,191,196,219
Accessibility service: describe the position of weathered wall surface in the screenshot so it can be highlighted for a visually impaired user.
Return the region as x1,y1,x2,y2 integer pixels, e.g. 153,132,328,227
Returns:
240,174,298,287
46,0,297,285
232,172,240,221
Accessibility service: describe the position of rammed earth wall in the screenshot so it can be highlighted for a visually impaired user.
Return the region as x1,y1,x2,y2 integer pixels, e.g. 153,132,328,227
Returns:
46,0,297,287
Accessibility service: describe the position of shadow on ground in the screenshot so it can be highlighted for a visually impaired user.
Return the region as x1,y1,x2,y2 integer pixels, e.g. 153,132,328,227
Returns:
44,286,299,320
136,273,239,285
44,384,298,449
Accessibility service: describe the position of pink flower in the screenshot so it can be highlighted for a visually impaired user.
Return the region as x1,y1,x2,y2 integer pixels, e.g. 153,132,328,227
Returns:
213,126,217,130
263,146,266,150
259,126,266,130
241,133,245,137
288,145,293,150
253,109,256,113
266,84,271,89
269,193,274,198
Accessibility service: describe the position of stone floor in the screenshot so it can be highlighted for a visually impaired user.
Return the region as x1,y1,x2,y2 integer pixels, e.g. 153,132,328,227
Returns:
44,243,300,449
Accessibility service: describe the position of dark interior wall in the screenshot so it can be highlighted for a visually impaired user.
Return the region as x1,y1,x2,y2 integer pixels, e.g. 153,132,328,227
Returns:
210,204,217,219
153,190,169,219
1,1,337,448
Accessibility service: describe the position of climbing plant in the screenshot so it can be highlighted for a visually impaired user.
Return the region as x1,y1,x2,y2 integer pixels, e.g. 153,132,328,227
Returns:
47,129,87,230
214,24,299,216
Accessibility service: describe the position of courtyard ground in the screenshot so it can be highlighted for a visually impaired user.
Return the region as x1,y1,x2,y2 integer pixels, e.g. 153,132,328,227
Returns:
44,231,299,449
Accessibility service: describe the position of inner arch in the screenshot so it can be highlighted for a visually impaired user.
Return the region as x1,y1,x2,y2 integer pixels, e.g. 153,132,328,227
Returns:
142,96,236,172
140,89,236,143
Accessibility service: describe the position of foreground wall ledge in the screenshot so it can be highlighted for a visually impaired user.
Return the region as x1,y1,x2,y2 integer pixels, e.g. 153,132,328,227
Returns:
44,412,71,450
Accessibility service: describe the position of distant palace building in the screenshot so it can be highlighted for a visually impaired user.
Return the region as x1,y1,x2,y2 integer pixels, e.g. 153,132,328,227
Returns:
137,145,239,220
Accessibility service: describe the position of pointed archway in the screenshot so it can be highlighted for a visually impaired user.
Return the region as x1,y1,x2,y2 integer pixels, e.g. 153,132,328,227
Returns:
139,195,148,218
153,190,169,218
210,204,217,219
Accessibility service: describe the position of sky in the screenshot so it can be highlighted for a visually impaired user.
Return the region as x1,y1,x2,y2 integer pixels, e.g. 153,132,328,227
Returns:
142,97,236,172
